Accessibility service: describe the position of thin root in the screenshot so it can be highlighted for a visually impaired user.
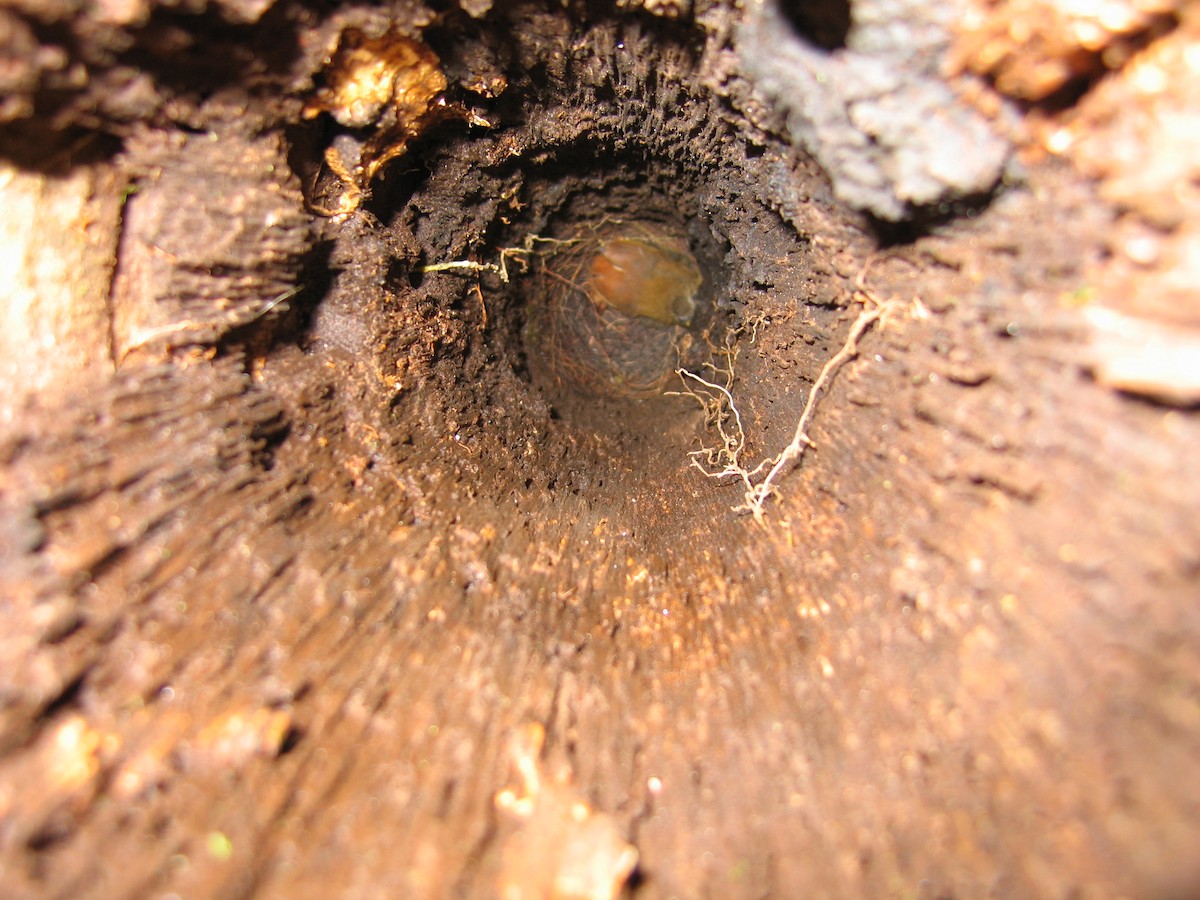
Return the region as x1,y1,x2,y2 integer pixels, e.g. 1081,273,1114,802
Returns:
683,285,904,524
421,233,580,284
735,299,886,523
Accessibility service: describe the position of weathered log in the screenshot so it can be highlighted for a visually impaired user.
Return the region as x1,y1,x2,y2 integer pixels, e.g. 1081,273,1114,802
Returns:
1,0,1199,897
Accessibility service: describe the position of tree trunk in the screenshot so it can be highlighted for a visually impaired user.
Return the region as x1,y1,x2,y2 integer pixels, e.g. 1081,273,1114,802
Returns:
2,0,1198,896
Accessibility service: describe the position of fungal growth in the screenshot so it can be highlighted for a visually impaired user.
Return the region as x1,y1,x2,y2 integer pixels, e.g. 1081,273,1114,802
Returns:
523,220,709,402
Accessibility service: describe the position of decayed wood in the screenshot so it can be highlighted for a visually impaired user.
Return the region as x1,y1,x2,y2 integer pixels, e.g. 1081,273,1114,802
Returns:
0,159,121,420
1,0,1199,897
0,360,288,752
3,218,1198,898
111,128,312,363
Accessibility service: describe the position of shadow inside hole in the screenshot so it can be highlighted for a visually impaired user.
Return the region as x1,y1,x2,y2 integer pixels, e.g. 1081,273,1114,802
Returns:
776,0,852,50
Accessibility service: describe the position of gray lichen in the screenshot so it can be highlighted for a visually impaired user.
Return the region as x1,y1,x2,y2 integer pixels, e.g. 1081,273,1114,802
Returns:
736,0,1011,221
